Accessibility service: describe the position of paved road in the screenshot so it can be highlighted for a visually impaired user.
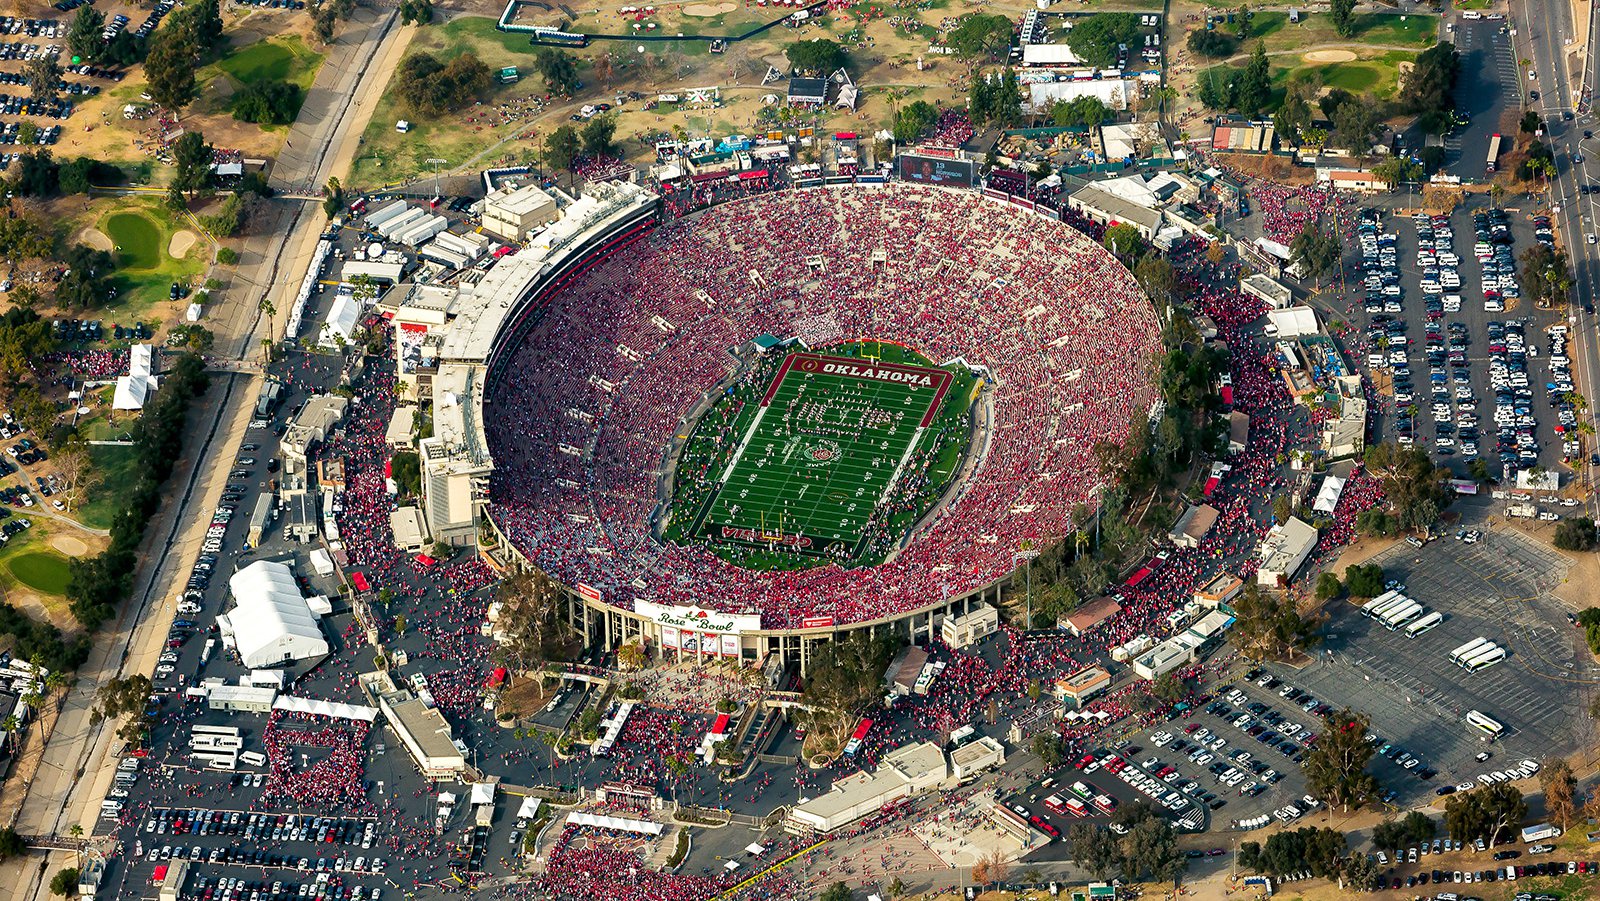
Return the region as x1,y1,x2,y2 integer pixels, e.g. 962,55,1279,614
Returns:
0,11,406,901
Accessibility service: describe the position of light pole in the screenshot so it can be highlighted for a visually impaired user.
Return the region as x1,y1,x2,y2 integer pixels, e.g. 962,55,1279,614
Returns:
426,158,447,202
1013,549,1039,629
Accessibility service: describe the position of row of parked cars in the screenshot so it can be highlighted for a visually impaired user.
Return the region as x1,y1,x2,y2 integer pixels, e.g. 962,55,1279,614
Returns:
1484,319,1544,472
0,93,70,118
1372,860,1591,891
1544,324,1580,464
0,16,61,37
181,873,379,901
1474,208,1521,313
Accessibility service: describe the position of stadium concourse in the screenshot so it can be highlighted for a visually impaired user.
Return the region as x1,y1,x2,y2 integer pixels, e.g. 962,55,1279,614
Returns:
484,185,1164,631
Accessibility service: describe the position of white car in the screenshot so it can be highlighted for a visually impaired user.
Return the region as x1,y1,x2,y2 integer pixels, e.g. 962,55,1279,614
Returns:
155,665,175,677
1539,512,1560,522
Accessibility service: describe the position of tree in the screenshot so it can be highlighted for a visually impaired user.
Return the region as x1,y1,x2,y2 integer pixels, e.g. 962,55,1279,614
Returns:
493,568,572,673
1314,572,1343,602
1343,563,1384,598
394,51,491,116
11,150,59,197
1555,517,1598,551
785,38,847,74
1364,441,1451,531
544,125,581,179
971,849,1009,885
1541,757,1576,829
1231,583,1320,662
1521,109,1544,134
892,100,939,144
533,48,580,95
26,56,62,103
1030,731,1064,768
1303,708,1379,812
49,868,79,897
1274,83,1315,144
1444,783,1527,847
390,451,421,495
323,176,344,220
617,641,646,671
581,115,617,159
1068,824,1121,880
1343,850,1378,891
1372,156,1423,186
144,27,199,111
1102,223,1143,259
399,0,434,25
1134,257,1180,310
817,883,853,901
1049,95,1112,130
1330,0,1357,37
91,674,153,744
945,14,1014,60
885,876,907,900
1402,42,1461,134
232,80,302,125
1187,28,1238,59
200,194,247,238
1233,42,1272,117
67,5,107,61
1118,805,1184,881
968,68,1022,128
1519,243,1572,307
54,244,114,311
171,131,216,200
798,632,896,753
1065,13,1141,69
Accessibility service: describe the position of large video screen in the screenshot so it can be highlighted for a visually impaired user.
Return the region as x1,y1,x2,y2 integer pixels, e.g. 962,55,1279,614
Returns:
898,154,975,188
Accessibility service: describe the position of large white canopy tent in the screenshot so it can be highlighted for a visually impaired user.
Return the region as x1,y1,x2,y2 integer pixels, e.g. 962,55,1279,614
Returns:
219,560,330,668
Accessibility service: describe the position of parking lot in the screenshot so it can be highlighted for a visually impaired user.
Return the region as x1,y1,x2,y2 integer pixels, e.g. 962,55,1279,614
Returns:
1265,525,1591,808
1350,198,1578,485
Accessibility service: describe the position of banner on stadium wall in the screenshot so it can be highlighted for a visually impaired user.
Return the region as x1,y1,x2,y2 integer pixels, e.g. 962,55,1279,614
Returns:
636,600,760,635
801,616,835,629
720,634,741,658
680,632,702,654
577,583,603,604
661,626,680,650
898,154,975,188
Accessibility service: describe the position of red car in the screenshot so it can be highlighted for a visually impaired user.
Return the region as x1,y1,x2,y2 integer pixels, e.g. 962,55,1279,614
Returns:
1074,753,1096,769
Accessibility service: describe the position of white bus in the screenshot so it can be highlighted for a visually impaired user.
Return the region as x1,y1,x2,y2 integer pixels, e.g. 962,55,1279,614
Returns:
1465,709,1504,741
1361,590,1403,617
1380,600,1425,630
239,751,267,767
190,749,237,770
1367,595,1412,623
1449,637,1493,665
190,725,242,739
1404,611,1444,638
1461,646,1506,672
189,735,244,751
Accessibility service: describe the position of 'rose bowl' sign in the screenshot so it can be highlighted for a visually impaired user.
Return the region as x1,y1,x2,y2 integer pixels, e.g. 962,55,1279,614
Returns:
635,600,761,635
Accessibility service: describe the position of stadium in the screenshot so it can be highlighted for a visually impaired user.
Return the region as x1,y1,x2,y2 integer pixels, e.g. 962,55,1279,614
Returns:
473,183,1162,666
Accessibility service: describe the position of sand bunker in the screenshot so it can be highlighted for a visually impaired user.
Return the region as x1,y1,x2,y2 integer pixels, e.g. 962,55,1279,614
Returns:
76,227,114,252
1304,49,1358,63
169,229,198,260
683,1,736,15
52,535,89,557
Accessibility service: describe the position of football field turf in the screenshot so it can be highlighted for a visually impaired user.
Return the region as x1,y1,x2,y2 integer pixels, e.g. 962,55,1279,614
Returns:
692,352,953,560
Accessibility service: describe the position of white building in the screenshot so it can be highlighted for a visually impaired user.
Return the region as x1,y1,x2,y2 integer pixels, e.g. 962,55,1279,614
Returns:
482,184,559,242
376,687,467,780
218,560,329,668
1257,517,1319,587
941,606,999,649
787,741,948,833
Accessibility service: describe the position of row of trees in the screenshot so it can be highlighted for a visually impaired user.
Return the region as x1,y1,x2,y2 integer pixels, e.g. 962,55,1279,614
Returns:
1066,802,1185,882
67,354,210,629
1237,826,1348,879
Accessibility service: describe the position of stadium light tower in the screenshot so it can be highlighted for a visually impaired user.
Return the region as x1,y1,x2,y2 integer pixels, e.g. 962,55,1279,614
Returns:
1013,548,1039,629
426,158,448,202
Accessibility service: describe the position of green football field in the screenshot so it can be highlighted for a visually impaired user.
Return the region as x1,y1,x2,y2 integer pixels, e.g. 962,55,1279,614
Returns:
689,352,954,561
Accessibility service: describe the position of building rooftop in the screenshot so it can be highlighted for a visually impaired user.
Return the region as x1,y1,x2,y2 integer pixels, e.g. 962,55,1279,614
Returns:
1260,517,1318,574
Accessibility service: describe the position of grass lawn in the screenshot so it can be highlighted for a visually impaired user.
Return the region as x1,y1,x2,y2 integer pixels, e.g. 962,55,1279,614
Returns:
1245,11,1437,53
216,35,324,90
8,551,72,596
347,16,554,189
103,211,163,272
79,444,140,532
89,198,207,319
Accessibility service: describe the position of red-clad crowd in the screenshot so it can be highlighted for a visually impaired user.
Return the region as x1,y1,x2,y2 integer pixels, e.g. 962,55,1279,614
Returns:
484,185,1164,630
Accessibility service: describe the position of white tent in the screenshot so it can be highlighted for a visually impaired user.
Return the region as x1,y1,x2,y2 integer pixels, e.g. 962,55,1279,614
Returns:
564,812,664,836
471,782,497,806
1312,475,1346,515
516,797,543,819
271,694,377,723
129,344,155,379
224,560,330,668
112,375,156,410
318,293,363,349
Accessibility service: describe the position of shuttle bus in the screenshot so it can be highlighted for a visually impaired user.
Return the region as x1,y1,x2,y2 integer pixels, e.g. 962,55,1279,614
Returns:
1404,610,1444,638
190,749,237,770
190,725,242,739
189,735,243,751
239,751,267,767
1466,709,1504,741
1367,595,1411,622
1461,646,1506,672
1381,601,1425,631
1449,637,1493,665
1360,590,1403,617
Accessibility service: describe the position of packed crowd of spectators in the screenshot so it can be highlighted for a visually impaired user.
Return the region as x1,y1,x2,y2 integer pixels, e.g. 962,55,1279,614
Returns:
260,709,372,810
484,184,1164,629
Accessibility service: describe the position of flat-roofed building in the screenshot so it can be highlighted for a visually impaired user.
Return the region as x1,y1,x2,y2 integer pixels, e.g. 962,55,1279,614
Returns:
1168,504,1220,549
1055,664,1112,708
786,741,947,833
377,687,467,780
950,736,1006,781
1194,571,1243,608
482,184,559,242
1258,517,1318,587
941,605,999,649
